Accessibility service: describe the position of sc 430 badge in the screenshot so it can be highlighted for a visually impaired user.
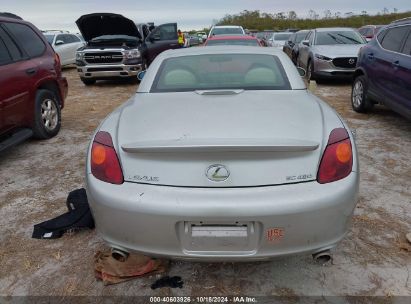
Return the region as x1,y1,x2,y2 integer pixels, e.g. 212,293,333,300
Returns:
286,174,313,181
131,175,159,182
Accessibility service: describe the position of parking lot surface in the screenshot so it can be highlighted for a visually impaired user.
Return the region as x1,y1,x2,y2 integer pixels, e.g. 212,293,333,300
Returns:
0,68,410,297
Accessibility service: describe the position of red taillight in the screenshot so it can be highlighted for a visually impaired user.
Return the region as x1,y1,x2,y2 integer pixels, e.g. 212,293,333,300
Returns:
91,131,124,184
317,128,353,184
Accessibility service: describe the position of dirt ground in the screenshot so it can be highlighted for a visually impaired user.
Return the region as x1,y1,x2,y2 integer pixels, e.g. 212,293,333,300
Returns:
0,67,410,299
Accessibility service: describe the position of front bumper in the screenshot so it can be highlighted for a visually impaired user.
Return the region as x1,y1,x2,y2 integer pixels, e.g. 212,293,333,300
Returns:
86,172,359,261
314,58,355,78
77,63,143,79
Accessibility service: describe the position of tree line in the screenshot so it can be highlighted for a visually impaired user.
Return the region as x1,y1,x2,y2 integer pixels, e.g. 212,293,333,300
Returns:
210,9,411,31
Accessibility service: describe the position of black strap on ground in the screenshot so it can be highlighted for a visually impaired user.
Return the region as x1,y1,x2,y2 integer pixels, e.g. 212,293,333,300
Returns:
32,188,95,239
151,276,184,289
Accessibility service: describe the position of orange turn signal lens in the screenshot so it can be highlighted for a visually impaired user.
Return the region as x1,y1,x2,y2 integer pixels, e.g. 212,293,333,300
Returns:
336,142,352,163
92,144,106,165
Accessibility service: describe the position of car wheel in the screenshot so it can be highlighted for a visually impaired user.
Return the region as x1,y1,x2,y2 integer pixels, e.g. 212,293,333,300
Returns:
351,75,373,113
306,59,316,81
33,89,61,139
81,78,96,86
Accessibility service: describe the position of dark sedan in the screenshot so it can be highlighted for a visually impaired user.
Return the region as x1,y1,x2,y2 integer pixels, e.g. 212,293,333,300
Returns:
283,30,310,64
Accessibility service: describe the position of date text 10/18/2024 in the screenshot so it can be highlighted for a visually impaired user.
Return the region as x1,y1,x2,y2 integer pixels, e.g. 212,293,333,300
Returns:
149,296,257,303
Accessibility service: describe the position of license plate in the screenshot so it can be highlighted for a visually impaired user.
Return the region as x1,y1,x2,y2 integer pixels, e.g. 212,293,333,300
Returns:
191,226,248,238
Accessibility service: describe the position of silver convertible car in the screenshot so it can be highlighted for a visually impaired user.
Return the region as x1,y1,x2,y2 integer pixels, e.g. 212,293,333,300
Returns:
86,46,359,261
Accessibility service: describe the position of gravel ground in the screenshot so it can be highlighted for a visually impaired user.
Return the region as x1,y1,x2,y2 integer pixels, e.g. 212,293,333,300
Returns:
0,68,410,298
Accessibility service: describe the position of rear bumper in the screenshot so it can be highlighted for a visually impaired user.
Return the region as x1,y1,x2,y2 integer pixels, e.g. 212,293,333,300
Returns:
77,63,143,79
86,172,359,261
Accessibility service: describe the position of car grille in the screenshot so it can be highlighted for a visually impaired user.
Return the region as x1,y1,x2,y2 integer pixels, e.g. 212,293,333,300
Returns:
332,57,357,68
84,52,123,64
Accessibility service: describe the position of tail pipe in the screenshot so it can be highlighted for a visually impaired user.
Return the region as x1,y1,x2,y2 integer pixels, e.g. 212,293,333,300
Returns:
111,247,130,261
312,249,332,265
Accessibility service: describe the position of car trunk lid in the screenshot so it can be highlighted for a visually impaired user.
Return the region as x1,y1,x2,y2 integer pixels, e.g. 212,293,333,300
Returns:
117,90,324,187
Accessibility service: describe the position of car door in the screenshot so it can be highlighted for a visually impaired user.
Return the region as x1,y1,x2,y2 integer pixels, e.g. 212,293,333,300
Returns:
393,28,411,117
298,31,312,68
284,34,295,58
54,34,72,65
144,23,179,64
374,25,410,106
0,23,32,134
68,34,84,64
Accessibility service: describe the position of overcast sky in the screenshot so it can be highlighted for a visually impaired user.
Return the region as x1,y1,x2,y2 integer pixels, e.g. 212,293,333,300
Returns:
2,0,410,31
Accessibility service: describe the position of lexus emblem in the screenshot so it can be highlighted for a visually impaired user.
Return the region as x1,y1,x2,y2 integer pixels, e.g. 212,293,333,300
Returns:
206,164,230,182
348,58,355,65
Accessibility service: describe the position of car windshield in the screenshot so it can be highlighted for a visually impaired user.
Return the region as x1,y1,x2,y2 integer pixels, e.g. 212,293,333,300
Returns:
206,39,259,46
295,32,308,43
316,31,365,45
44,34,55,44
151,54,291,92
274,33,292,40
211,28,243,35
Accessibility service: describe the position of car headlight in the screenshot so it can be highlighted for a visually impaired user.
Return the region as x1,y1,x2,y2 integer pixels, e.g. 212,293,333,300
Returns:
315,54,332,61
124,49,141,59
76,52,84,60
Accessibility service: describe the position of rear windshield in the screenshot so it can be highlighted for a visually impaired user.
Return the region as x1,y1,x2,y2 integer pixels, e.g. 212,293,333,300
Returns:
206,39,259,46
151,54,291,92
210,28,243,35
316,31,365,45
273,33,292,40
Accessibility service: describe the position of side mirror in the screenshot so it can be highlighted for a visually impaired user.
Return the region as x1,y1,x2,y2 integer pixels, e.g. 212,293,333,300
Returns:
302,40,309,46
137,70,146,81
297,67,306,77
55,40,64,46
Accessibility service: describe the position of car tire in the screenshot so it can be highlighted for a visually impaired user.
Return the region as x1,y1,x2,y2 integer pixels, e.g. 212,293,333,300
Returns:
81,78,96,86
351,75,373,113
32,89,61,139
306,59,316,81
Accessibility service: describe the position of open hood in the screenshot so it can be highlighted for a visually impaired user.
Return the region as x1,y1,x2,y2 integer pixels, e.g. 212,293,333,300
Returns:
76,13,141,42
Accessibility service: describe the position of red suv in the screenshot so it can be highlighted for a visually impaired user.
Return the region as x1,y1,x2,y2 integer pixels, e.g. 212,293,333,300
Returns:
0,13,68,152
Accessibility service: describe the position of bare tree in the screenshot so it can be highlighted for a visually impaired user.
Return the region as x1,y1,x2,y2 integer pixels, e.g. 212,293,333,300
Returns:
308,9,317,20
361,10,368,16
382,7,389,15
345,12,354,18
323,10,332,19
288,11,298,20
334,11,342,18
393,8,398,13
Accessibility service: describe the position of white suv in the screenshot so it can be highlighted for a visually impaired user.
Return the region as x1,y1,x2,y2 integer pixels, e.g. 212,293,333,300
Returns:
208,25,245,38
43,31,85,66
